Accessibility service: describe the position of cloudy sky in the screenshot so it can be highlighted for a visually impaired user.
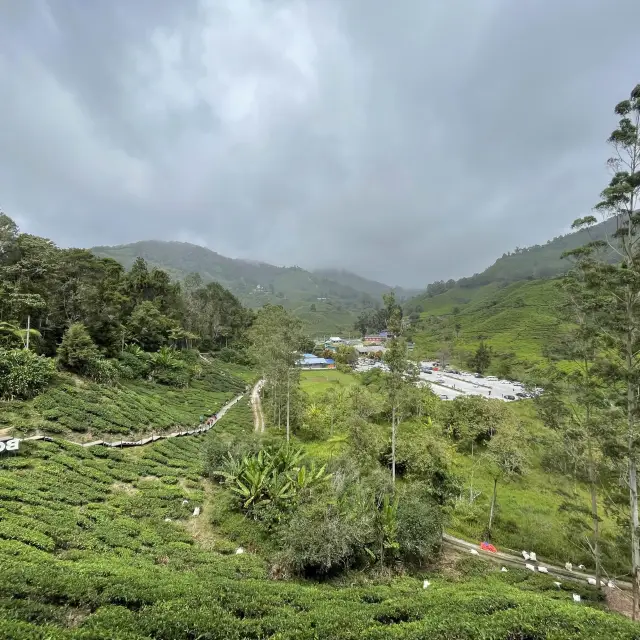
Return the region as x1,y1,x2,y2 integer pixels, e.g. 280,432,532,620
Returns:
0,1,638,288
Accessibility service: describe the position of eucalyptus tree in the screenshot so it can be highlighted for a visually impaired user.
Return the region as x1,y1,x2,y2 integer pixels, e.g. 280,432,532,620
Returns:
567,83,640,612
249,305,306,441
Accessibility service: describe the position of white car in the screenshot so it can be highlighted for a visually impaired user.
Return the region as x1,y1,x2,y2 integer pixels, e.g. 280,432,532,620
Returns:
439,394,448,400
486,376,498,381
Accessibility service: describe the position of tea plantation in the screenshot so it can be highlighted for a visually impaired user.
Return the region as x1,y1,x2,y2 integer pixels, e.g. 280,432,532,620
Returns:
0,359,250,441
0,399,637,639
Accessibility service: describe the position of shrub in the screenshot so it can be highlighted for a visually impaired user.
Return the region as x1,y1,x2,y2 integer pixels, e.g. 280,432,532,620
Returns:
280,498,375,576
116,350,150,379
396,485,443,565
148,347,191,387
0,349,56,400
204,432,262,477
56,323,99,374
86,358,119,384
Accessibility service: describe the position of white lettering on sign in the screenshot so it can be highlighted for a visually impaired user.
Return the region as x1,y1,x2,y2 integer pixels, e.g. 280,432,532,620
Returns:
0,439,20,453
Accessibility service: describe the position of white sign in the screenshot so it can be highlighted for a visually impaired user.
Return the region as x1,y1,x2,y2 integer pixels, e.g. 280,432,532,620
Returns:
0,438,19,453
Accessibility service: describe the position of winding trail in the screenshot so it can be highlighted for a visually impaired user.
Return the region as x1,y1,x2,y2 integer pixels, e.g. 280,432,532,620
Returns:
443,533,631,593
251,379,266,433
15,389,248,450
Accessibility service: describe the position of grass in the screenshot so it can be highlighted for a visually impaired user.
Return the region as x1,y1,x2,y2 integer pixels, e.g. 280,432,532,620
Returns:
300,369,357,398
0,359,250,441
1,397,637,638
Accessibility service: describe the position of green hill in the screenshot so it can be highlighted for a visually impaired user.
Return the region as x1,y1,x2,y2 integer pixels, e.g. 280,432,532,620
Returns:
408,279,566,367
455,216,617,289
313,268,418,300
92,241,402,336
405,218,619,366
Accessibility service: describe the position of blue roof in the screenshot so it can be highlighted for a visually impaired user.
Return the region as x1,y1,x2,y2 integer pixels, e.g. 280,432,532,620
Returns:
301,357,327,365
325,359,335,364
302,353,316,358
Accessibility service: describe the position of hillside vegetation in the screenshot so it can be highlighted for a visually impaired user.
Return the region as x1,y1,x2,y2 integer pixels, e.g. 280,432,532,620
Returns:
408,280,566,365
449,216,616,291
0,359,250,441
91,241,408,336
1,399,635,639
404,218,621,365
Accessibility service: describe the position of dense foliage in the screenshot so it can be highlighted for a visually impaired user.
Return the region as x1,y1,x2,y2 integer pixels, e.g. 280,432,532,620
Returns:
0,348,56,400
0,214,253,400
0,407,633,638
0,358,248,439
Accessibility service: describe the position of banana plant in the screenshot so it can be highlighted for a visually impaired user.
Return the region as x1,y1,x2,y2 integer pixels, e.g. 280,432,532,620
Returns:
290,462,331,492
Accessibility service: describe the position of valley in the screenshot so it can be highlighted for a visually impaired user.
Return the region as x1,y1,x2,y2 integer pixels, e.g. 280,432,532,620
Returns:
2,82,640,638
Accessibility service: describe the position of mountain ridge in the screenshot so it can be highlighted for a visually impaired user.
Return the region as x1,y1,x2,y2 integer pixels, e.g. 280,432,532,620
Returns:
91,240,403,336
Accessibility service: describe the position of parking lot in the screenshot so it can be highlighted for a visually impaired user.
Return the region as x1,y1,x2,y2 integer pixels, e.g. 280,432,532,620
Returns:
419,361,540,402
353,358,540,402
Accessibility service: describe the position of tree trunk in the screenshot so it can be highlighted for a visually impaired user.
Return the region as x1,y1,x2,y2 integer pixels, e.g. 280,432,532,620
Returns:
391,404,396,484
488,477,498,536
273,380,277,423
589,471,601,588
25,315,30,350
628,331,640,619
630,451,639,618
286,368,291,442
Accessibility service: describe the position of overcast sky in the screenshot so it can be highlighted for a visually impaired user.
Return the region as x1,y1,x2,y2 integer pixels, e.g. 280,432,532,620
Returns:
1,1,638,288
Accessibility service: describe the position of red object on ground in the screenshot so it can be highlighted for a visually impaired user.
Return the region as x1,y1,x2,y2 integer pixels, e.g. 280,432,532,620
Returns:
480,542,497,553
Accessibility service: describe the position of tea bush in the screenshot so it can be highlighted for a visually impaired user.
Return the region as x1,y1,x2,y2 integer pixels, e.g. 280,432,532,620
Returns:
0,392,637,638
0,359,248,439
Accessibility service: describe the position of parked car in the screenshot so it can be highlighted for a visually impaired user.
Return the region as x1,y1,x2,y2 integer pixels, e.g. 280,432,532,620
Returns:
439,394,448,400
475,373,484,378
516,392,527,398
423,369,433,374
486,376,498,381
504,394,516,400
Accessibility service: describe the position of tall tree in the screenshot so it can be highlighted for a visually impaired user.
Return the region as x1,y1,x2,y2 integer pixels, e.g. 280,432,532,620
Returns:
484,423,528,537
567,83,640,614
249,305,305,441
470,341,491,374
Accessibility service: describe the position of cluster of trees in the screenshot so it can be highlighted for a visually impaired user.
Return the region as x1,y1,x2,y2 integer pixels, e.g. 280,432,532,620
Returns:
248,305,313,440
208,364,460,575
424,279,457,298
353,291,403,337
532,85,640,607
0,215,252,398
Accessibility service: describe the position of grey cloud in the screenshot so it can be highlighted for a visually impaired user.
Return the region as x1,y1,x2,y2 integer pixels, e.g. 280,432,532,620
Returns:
0,0,638,288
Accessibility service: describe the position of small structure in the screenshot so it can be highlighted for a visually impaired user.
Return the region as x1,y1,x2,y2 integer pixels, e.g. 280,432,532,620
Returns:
355,345,386,357
297,355,335,369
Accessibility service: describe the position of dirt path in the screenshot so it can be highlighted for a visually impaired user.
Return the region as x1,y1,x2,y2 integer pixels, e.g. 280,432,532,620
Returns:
251,379,265,433
443,533,631,594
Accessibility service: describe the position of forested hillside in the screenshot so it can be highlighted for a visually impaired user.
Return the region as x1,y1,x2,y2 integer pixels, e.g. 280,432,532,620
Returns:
92,241,397,336
313,267,418,300
0,213,253,439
